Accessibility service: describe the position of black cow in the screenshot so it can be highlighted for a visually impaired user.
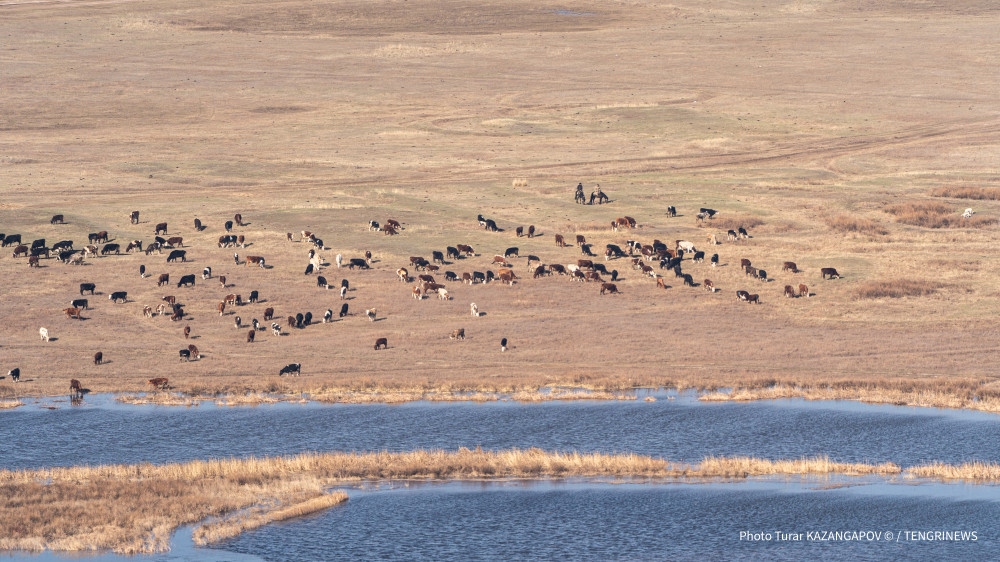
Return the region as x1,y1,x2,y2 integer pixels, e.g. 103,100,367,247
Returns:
80,283,96,295
339,303,349,317
341,279,349,290
347,258,369,269
610,270,619,281
711,254,719,266
179,349,191,361
101,243,120,255
177,274,196,287
51,214,65,224
303,311,313,326
447,246,460,260
444,271,457,281
432,251,445,264
58,250,77,263
53,240,73,251
295,313,304,328
167,250,186,262
71,299,88,310
317,276,328,288
225,220,233,232
473,271,486,283
304,264,314,275
8,368,20,382
30,247,50,257
279,363,301,376
666,206,677,217
504,247,519,258
249,290,259,303
2,234,21,247
109,291,127,303
484,219,498,232
700,208,718,218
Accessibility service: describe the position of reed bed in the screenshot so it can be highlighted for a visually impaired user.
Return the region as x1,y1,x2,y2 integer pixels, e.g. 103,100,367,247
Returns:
930,186,1000,200
825,215,889,237
0,400,24,409
886,201,997,228
852,279,942,300
907,461,1000,482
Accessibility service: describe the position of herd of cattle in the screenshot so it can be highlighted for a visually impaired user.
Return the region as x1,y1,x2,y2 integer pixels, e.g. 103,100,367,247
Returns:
2,198,842,396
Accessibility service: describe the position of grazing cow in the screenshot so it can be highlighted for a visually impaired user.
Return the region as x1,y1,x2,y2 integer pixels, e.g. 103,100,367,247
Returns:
225,220,234,232
450,328,465,340
528,225,535,238
500,337,508,352
368,220,381,232
304,312,313,326
728,230,739,241
821,268,840,279
157,273,170,286
418,274,435,284
445,246,462,262
738,227,749,239
30,238,45,250
782,262,799,273
548,264,567,275
681,274,694,287
224,294,239,305
53,240,74,251
756,269,767,282
248,290,259,303
219,276,227,288
575,235,587,247
125,240,142,253
218,302,226,316
323,309,333,323
109,291,127,303
397,268,410,282
52,215,66,225
485,270,496,283
148,377,169,390
2,234,22,247
130,211,140,224
70,379,83,397
676,240,697,254
11,245,28,258
784,285,796,298
533,265,547,278
202,267,212,279
445,271,458,281
425,264,440,274
347,258,369,269
155,222,167,235
366,308,376,322
245,256,266,268
736,290,750,301
700,208,718,218
457,244,475,257
554,234,566,247
504,247,519,258
374,337,388,350
470,303,480,317
184,326,191,338
144,242,160,255
438,288,451,299
600,283,619,295
166,236,183,247
194,218,204,231
693,251,705,263
711,254,719,267
264,307,275,321
218,235,236,248
610,270,618,281
271,323,282,335
156,303,168,316
339,303,349,317
581,244,596,257
740,258,751,270
963,208,975,218
382,225,397,235
233,315,242,329
246,330,255,343
64,307,82,319
492,255,510,267
234,213,244,226
93,351,103,365
279,363,301,376
430,251,445,264
409,256,425,266
656,277,666,289
799,284,809,297
144,305,153,318
304,263,314,275
9,368,20,382
515,226,523,237
28,255,39,267
167,250,186,262
185,345,200,360
386,219,402,230
746,294,760,304
412,286,422,300
39,326,51,341
666,206,677,217
179,349,191,361
745,266,757,278
578,259,594,270
177,275,196,288
484,219,498,232
704,279,716,292
316,275,328,289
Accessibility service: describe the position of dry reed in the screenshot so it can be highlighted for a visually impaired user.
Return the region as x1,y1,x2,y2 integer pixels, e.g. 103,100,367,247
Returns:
907,461,1000,482
852,279,942,300
886,201,997,228
706,215,765,231
825,215,889,237
930,186,1000,200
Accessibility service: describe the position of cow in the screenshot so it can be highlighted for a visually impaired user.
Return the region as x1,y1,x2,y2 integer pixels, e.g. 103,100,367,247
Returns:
738,227,749,239
225,220,234,232
295,313,303,329
656,277,666,289
70,298,88,310
167,250,186,262
382,225,398,236
502,247,518,259
578,259,594,270
386,219,402,231
30,246,50,258
492,255,510,267
418,274,435,284
304,312,313,326
9,368,20,382
179,349,191,361
554,234,566,247
549,264,567,275
444,271,458,281
271,323,282,335
681,274,695,287
600,283,619,295
368,220,381,232
219,276,227,288
374,337,388,350
692,251,705,263
728,230,739,241
264,307,275,321
528,225,535,238
412,286,422,300
784,285,796,298
484,219,498,232
64,307,82,319
676,240,697,254
740,258,751,270
234,213,244,227
666,206,677,217
218,235,236,248
696,212,709,223
395,268,410,283
144,305,153,318
704,279,716,292
450,328,465,340
756,269,767,282
93,352,103,365
70,379,83,398
195,218,203,231
246,256,266,268
736,290,750,301
711,254,719,267
799,284,810,297
460,272,473,284
347,258,369,270
109,291,127,303
782,262,799,273
223,294,239,305
314,275,328,289
963,208,975,218
144,242,160,255
139,265,146,278
199,267,211,280
185,344,200,360
29,238,45,250
167,236,183,247
40,327,50,342
130,211,140,224
515,226,524,237
471,303,480,317
157,273,170,286
304,264,314,275
53,240,74,251
248,290,259,303
148,377,169,390
154,222,167,235
246,330,255,343
323,309,333,323
485,270,496,284
457,244,475,257
156,303,168,316
218,302,226,316
438,288,451,300
279,363,301,376
252,319,260,331
339,303,349,317
11,245,28,258
821,268,840,279
177,275,196,288
746,294,760,304
125,240,142,253
184,326,191,338
366,308,376,322
28,255,39,267
2,234,22,247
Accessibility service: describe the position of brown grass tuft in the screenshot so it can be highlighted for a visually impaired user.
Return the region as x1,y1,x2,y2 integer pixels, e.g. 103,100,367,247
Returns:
886,201,997,228
853,279,943,300
706,215,765,231
826,215,889,236
930,186,1000,200
907,461,1000,482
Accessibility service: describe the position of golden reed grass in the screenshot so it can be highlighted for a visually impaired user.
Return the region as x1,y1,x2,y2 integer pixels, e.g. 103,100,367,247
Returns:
852,279,942,300
886,201,998,228
0,448,930,554
825,215,889,237
930,186,1000,200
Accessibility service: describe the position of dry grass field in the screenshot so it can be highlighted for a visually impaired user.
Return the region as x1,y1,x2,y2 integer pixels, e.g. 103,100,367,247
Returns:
2,0,1000,405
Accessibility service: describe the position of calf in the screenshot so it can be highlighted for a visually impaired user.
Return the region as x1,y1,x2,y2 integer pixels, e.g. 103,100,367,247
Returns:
746,294,760,304
157,273,170,286
821,268,840,279
528,225,535,238
412,286,422,300
383,225,397,235
704,279,716,292
600,283,619,295
799,284,810,297
711,254,719,267
93,352,103,365
177,274,196,287
736,290,750,301
155,222,167,235
144,305,153,318
782,261,799,273
129,211,140,224
450,328,465,340
279,363,301,376
234,213,244,226
64,307,82,319
148,377,169,390
784,285,796,298
109,291,127,303
533,265,547,278
374,337,388,350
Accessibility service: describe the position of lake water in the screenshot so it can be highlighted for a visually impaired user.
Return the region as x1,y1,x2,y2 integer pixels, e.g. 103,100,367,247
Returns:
3,393,999,560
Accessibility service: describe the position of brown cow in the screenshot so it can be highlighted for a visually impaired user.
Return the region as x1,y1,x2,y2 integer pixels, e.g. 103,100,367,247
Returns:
746,294,760,304
219,276,227,288
492,255,510,266
234,213,243,226
799,284,810,297
167,236,183,247
374,337,388,350
462,272,473,284
12,244,28,258
162,295,176,305
188,344,200,359
397,268,409,282
549,264,567,275
499,271,516,285
412,286,422,300
576,235,586,246
784,285,796,298
600,283,619,295
383,225,397,235
533,265,547,279
155,223,167,235
704,279,716,292
264,307,275,321
143,305,153,318
224,294,239,305
130,211,140,224
386,219,401,230
656,277,666,289
157,273,169,286
184,326,191,339
821,268,840,279
245,256,265,268
218,302,226,316
515,226,523,237
70,379,83,397
457,244,475,256
528,225,535,238
418,274,435,284
64,307,82,319
782,261,799,273
578,259,593,269
740,258,751,269
555,234,566,247
148,377,169,390
28,255,39,267
246,330,255,343
450,328,465,340
93,352,103,365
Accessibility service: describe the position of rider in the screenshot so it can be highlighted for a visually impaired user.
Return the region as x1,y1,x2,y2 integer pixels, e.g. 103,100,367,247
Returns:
575,183,584,203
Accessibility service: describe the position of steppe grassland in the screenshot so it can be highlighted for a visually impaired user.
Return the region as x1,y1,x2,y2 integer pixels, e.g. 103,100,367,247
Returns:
0,0,999,402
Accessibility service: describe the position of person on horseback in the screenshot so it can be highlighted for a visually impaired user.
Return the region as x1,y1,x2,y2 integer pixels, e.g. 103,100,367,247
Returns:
574,183,585,204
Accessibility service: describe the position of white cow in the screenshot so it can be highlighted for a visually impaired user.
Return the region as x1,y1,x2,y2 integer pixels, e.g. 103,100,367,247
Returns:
335,254,343,268
39,327,49,342
963,208,975,218
438,288,450,300
676,240,697,254
470,303,480,317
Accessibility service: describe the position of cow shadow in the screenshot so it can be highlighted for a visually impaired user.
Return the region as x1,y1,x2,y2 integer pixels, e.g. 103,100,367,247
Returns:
46,337,59,342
